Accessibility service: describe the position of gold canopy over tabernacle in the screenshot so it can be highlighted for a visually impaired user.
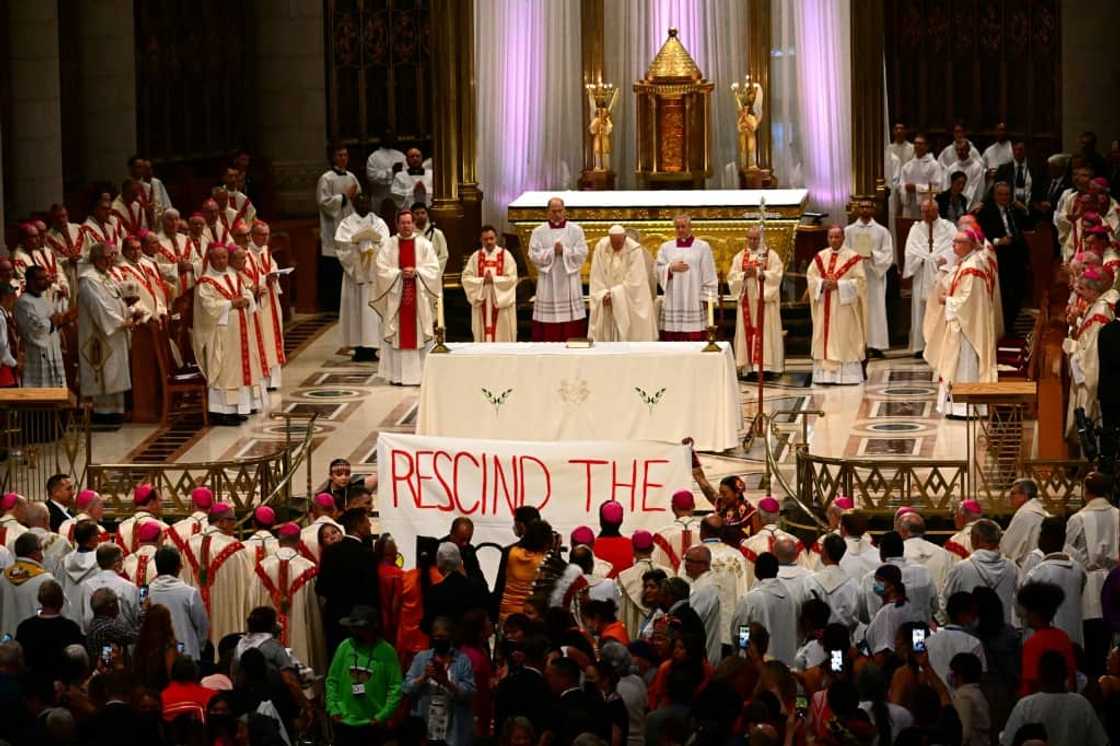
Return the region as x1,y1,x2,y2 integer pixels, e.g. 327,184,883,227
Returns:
643,27,703,82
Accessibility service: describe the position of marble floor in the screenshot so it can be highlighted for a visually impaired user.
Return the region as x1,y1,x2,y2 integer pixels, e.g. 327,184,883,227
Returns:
87,320,1033,506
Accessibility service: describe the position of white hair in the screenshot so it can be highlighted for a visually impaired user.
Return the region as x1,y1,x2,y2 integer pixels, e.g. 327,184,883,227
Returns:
435,541,461,573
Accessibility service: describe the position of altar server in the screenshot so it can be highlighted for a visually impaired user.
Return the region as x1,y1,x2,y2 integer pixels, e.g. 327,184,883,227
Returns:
334,193,389,362
371,210,441,385
184,503,252,643
728,225,783,373
899,135,944,218
317,145,360,307
588,224,657,342
656,214,718,341
529,197,588,341
888,123,914,166
79,242,137,424
413,204,448,275
807,225,866,384
1065,472,1118,671
936,124,982,170
390,148,433,208
905,200,956,354
845,201,894,356
929,230,997,417
461,224,518,343
193,244,266,425
365,129,406,208
13,267,67,388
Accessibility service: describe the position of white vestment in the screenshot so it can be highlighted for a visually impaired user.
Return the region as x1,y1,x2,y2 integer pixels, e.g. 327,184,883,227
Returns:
1001,499,1052,564
925,625,987,688
1024,554,1087,647
899,154,945,218
45,222,87,299
903,218,955,352
944,158,986,209
246,242,286,387
183,527,253,643
730,578,798,665
529,222,588,324
29,528,71,579
889,140,915,166
422,224,449,275
685,540,748,646
462,247,518,343
859,557,938,624
1001,692,1109,746
166,512,208,557
807,247,866,383
651,517,699,574
903,536,955,594
390,168,433,208
727,247,784,371
941,549,1018,625
59,550,99,623
656,238,718,333
155,232,202,299
116,511,170,555
1064,297,1113,435
845,219,895,351
77,269,132,411
688,573,723,665
0,517,27,553
335,213,390,349
0,560,56,635
193,267,267,414
122,544,160,586
365,147,407,206
316,168,360,258
937,140,981,170
371,234,440,385
251,547,326,673
982,141,1014,175
115,258,167,323
617,558,673,641
110,197,149,237
838,536,882,583
298,516,342,563
589,237,657,342
81,216,122,251
148,575,209,659
933,250,998,416
241,531,279,567
1064,498,1119,620
803,565,863,633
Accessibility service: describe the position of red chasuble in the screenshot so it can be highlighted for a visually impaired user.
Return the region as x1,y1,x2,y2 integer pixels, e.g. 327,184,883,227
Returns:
593,535,634,579
398,237,418,350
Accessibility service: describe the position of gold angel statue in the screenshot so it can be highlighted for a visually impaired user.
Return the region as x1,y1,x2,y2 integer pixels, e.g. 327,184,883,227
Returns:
586,82,619,172
731,76,764,170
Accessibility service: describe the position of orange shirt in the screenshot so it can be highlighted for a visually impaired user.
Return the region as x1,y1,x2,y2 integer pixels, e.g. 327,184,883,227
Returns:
600,620,630,647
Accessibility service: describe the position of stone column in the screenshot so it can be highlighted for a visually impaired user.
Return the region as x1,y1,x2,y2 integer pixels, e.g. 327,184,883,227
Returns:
429,0,466,273
455,0,482,271
6,0,64,220
252,0,328,217
849,0,887,215
75,0,137,184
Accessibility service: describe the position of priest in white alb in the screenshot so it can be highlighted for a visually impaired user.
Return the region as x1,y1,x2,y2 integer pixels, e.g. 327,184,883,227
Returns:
1063,267,1114,436
335,192,389,362
81,196,122,251
529,197,588,341
727,225,783,374
193,244,267,426
588,224,657,342
252,522,326,673
183,503,252,644
78,242,139,423
246,221,285,388
116,236,167,323
370,210,441,385
904,200,956,354
899,135,944,219
656,214,717,341
45,204,86,301
807,226,867,384
845,200,894,357
930,230,997,417
110,179,150,237
462,224,518,343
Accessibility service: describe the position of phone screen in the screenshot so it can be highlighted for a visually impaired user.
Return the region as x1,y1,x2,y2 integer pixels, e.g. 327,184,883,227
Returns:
737,625,750,649
911,628,927,653
857,639,871,657
830,649,843,673
176,642,185,654
101,645,112,664
794,694,808,718
138,585,149,602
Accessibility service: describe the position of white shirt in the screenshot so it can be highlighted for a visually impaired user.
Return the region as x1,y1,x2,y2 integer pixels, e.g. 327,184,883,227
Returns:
924,624,986,687
889,140,915,166
982,140,1014,173
864,597,925,654
1023,554,1086,647
730,578,798,665
860,557,938,624
1065,497,1119,620
391,168,433,208
80,568,140,632
899,154,945,209
803,564,863,632
655,237,718,332
938,140,981,169
365,147,406,199
942,549,1019,625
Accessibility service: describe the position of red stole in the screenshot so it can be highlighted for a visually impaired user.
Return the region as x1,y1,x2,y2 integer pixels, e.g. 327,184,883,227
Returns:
238,259,275,378
398,238,418,350
47,226,81,259
477,249,505,342
250,246,286,365
813,251,863,354
254,558,318,645
112,201,144,236
117,262,160,308
1076,312,1111,340
197,273,253,385
739,251,765,365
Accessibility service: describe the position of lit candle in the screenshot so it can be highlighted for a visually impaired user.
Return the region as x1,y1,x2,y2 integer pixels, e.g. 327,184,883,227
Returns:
436,293,445,329
707,296,715,328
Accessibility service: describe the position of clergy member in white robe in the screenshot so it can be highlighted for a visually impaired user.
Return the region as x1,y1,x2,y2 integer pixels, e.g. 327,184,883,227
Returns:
81,197,123,251
246,221,285,388
371,210,441,385
316,146,360,262
889,123,914,166
1065,474,1118,657
807,226,866,384
365,133,406,208
45,203,87,301
0,538,57,637
110,180,150,237
390,148,432,208
588,225,657,342
727,225,783,373
414,204,448,275
529,198,588,341
335,193,389,361
1063,268,1114,436
943,141,986,209
942,521,1018,625
193,245,267,424
905,201,956,354
845,201,895,355
462,225,518,343
183,504,252,644
1000,480,1051,565
936,128,981,170
252,523,326,673
930,230,997,416
78,242,137,420
730,555,798,666
116,236,167,323
982,123,1014,177
153,210,198,301
1024,548,1086,648
13,268,67,388
899,136,945,218
656,214,718,341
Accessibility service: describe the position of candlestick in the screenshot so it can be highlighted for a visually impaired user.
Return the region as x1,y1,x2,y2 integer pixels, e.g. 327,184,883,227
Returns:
436,293,445,329
707,296,715,328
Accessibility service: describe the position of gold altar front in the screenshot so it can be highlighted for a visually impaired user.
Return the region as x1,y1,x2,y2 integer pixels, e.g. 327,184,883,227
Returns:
506,190,808,280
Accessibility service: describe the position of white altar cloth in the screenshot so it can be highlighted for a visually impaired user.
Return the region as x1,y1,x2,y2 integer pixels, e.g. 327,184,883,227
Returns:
415,341,743,451
508,189,809,210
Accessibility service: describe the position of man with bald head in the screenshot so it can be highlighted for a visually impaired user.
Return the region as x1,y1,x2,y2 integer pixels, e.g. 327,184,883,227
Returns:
807,225,866,383
904,199,956,355
728,224,785,373
23,502,71,579
529,197,589,340
897,510,953,592
79,242,139,425
692,514,748,651
656,214,718,341
681,544,722,663
773,536,811,610
193,243,265,425
390,147,432,208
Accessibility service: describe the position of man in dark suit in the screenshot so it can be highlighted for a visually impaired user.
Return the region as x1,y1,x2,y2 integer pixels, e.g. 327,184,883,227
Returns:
439,516,487,591
315,507,380,657
993,141,1038,225
494,633,553,736
1038,155,1072,220
544,655,607,746
978,181,1031,329
421,541,490,634
1098,316,1120,474
936,171,971,222
45,473,74,533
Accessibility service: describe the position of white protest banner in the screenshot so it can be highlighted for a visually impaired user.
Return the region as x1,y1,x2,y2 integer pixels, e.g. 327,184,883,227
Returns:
376,432,693,572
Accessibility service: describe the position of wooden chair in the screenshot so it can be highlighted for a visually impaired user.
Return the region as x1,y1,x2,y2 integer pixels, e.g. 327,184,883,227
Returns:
152,320,208,427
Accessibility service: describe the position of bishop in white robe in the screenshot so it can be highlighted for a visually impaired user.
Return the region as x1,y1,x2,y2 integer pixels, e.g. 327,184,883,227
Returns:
110,180,150,237
153,210,200,301
252,524,326,673
116,237,167,323
899,137,945,218
529,198,588,341
1063,270,1113,435
588,225,657,342
245,222,286,388
335,194,390,360
845,202,895,354
807,226,866,384
182,504,253,644
81,198,123,251
462,226,518,343
45,204,86,301
727,225,783,373
905,202,957,354
656,215,718,341
78,243,137,418
370,210,441,385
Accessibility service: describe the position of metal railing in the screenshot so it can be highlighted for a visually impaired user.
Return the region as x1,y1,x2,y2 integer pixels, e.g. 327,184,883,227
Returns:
0,401,91,501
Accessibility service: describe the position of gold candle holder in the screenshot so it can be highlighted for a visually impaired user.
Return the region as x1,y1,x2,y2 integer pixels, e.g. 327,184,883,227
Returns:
702,325,720,352
431,326,450,354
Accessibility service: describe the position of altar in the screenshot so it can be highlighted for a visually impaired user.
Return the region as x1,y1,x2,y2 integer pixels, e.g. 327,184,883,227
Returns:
506,189,808,278
416,341,743,451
